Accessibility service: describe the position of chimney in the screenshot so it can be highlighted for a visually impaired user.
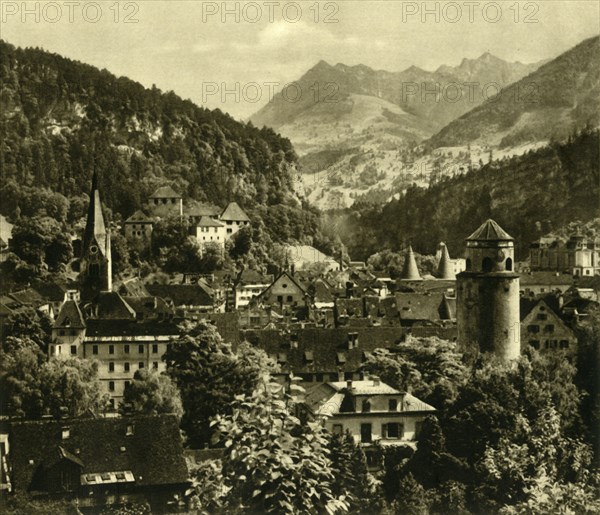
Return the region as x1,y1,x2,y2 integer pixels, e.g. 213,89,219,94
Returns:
372,376,381,387
346,379,353,390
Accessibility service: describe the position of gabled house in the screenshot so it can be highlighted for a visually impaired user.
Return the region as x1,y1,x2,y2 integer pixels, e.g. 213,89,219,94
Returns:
259,271,308,310
123,210,153,246
7,415,189,510
302,377,435,448
148,186,183,218
219,201,250,238
521,299,577,353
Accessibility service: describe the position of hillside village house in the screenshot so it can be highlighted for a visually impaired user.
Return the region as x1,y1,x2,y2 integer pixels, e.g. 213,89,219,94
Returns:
302,377,435,449
520,299,577,354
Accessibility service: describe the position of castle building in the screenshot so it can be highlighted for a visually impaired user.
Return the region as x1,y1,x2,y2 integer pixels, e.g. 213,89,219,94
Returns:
80,172,112,302
456,220,520,361
148,186,183,218
529,232,600,277
123,210,153,246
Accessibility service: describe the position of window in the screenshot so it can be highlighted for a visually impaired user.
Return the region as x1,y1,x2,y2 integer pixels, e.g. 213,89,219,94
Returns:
506,257,513,271
92,345,98,355
109,381,115,392
138,344,144,354
544,324,555,333
482,257,493,273
528,325,540,333
59,330,65,336
286,295,293,302
361,400,371,413
360,423,372,443
124,362,130,372
152,361,158,370
277,295,283,303
124,344,130,354
61,427,70,440
537,313,548,321
383,423,403,439
389,399,398,411
70,345,77,355
139,362,144,369
332,424,343,435
559,340,569,349
109,345,114,355
152,344,158,354
50,345,55,354
124,380,130,389
109,362,115,372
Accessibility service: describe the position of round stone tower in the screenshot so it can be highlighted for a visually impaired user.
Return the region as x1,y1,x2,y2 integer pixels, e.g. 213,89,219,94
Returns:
456,219,520,361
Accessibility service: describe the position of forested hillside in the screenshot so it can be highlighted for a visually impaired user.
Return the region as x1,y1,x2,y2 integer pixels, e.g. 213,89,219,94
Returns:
0,40,327,248
334,128,600,260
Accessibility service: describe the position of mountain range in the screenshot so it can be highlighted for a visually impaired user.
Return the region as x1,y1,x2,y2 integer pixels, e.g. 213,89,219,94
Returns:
251,36,599,210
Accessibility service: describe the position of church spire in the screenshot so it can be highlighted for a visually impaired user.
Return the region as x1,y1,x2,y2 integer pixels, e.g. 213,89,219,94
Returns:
82,170,107,258
400,245,421,280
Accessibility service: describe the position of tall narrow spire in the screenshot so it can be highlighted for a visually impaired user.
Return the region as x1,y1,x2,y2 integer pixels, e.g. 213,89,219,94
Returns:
436,242,455,279
400,245,421,280
82,171,107,258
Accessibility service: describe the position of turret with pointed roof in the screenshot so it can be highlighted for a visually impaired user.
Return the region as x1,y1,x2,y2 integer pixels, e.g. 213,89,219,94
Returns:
456,219,520,362
82,171,107,258
436,242,455,280
400,246,421,280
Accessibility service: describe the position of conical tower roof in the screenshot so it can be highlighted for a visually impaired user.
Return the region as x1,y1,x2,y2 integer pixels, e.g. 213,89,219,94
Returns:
467,219,513,241
82,171,107,256
400,246,421,280
436,242,454,279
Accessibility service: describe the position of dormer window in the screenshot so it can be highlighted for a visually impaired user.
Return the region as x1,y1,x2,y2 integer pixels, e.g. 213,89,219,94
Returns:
61,427,70,440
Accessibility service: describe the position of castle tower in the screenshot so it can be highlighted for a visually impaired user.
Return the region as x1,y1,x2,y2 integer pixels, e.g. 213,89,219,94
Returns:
456,220,520,361
436,242,455,280
400,245,421,280
80,171,112,301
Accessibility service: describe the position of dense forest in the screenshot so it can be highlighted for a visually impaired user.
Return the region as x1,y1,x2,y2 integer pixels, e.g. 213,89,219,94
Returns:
0,40,332,252
334,128,600,260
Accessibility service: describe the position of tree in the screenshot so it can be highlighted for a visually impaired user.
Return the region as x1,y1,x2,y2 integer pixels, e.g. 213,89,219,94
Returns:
122,369,183,419
209,381,349,514
110,230,131,276
230,225,252,260
164,322,277,447
391,473,430,515
38,358,109,418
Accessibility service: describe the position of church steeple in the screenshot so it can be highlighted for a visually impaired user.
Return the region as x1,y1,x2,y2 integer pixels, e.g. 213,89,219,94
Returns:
80,171,112,301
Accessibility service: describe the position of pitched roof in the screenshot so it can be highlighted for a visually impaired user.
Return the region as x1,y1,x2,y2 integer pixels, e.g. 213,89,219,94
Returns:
54,300,86,329
220,202,250,222
466,219,513,241
9,415,189,493
118,278,151,297
395,293,450,322
436,243,455,280
400,246,421,280
31,282,68,302
9,288,45,307
520,272,574,286
94,292,136,320
149,186,181,199
146,284,214,307
125,210,151,223
84,319,180,338
186,201,221,218
197,216,224,228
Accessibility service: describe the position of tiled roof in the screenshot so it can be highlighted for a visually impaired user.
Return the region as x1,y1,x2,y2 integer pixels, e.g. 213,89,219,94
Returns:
9,415,189,493
220,202,250,222
329,380,401,395
31,282,68,302
118,278,151,297
197,216,224,228
125,210,152,223
149,186,181,199
85,319,180,338
9,288,45,307
520,272,574,286
94,292,136,320
146,284,214,307
466,219,513,241
54,300,86,329
186,201,222,218
395,293,450,322
122,296,174,319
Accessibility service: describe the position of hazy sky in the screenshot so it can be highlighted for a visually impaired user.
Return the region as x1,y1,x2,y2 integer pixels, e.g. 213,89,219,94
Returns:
2,1,599,119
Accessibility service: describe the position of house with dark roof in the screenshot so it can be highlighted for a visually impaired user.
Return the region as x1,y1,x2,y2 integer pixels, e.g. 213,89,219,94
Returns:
259,271,308,311
195,216,227,254
395,293,455,326
52,292,180,409
7,415,189,509
123,210,153,245
148,186,183,218
520,299,577,354
302,377,435,451
146,283,222,315
519,272,574,296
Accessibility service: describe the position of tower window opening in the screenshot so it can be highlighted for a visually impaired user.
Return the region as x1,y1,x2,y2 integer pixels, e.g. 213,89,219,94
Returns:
465,258,472,271
506,258,513,271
